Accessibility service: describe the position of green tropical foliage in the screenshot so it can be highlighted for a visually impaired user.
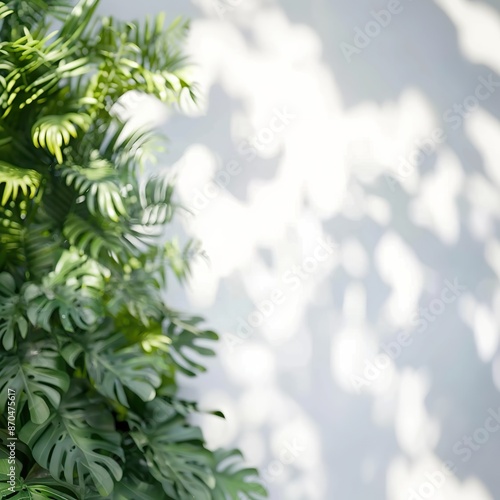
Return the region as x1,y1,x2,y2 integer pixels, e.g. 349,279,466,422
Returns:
0,1,267,498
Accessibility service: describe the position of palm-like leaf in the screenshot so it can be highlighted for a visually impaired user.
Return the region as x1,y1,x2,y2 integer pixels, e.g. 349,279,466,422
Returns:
0,2,14,22
0,161,41,205
0,205,23,262
0,219,63,281
32,113,91,164
101,123,163,174
63,212,131,263
0,1,71,36
61,159,127,222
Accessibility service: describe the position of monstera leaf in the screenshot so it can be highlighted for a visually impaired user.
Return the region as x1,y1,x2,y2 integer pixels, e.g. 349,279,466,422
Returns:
212,449,267,500
64,323,162,407
166,316,218,377
87,343,161,407
0,340,69,424
83,436,165,500
0,478,77,500
19,383,124,496
0,431,76,499
23,250,103,333
130,415,215,500
0,429,30,482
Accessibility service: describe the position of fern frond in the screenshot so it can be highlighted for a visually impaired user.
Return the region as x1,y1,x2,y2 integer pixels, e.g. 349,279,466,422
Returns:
61,160,126,221
63,212,135,263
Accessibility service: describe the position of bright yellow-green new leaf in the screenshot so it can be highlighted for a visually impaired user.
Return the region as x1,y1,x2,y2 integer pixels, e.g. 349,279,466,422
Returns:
32,113,91,163
0,162,41,205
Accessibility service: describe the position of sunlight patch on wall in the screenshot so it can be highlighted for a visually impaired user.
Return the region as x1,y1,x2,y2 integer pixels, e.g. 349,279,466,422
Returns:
387,453,493,500
409,148,464,245
434,0,500,74
375,232,425,329
394,369,440,457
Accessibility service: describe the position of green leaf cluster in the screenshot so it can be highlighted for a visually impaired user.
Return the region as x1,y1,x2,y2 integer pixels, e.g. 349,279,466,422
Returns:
0,1,267,498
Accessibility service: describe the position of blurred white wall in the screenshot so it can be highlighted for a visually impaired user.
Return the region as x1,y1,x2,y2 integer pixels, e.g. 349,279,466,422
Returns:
99,1,500,498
